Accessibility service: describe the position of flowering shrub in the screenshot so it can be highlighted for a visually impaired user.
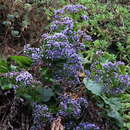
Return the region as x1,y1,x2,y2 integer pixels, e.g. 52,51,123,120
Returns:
38,4,91,84
31,103,53,130
41,33,83,84
58,94,88,118
85,61,130,95
54,4,87,19
0,0,129,130
30,94,93,130
24,44,42,62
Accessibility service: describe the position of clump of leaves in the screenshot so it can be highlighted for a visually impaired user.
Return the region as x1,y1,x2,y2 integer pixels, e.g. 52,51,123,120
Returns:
77,0,129,63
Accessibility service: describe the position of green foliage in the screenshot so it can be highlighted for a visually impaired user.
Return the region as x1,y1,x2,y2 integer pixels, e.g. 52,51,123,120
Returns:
16,85,42,103
8,56,32,68
1,83,13,90
121,94,130,129
0,0,129,129
83,79,102,96
77,0,129,63
37,87,55,102
83,78,123,127
102,96,123,127
0,59,9,73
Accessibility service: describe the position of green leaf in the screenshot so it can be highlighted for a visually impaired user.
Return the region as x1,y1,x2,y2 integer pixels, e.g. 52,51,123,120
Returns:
83,79,103,96
9,56,32,67
0,60,9,73
107,109,123,127
125,123,130,129
11,30,19,37
100,52,116,64
101,96,123,127
1,84,12,90
102,97,122,111
22,93,33,101
38,87,54,102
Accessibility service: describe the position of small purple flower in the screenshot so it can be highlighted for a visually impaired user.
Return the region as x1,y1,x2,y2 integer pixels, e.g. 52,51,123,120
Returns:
24,44,42,61
84,35,92,41
16,71,33,86
119,74,130,86
54,4,87,16
78,30,92,41
116,61,125,66
31,103,53,130
74,122,100,130
58,94,88,119
81,15,89,21
89,61,129,95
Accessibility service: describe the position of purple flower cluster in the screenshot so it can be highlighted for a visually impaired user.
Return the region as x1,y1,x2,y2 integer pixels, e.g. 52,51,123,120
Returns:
41,4,92,84
50,17,74,31
81,15,89,21
42,29,84,84
102,61,125,72
42,32,68,41
74,122,100,130
50,18,79,46
4,72,19,78
119,74,130,86
16,71,33,86
58,94,88,119
78,30,92,41
31,103,53,130
87,61,130,95
102,62,117,72
54,4,87,18
24,44,42,62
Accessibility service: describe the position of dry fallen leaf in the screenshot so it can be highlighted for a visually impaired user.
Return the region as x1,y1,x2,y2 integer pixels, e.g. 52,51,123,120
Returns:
51,117,64,130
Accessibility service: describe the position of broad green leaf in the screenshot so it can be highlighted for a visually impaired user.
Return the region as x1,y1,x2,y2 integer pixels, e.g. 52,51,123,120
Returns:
102,96,122,111
38,87,54,102
123,115,130,120
1,84,12,90
9,56,32,67
83,79,103,96
101,96,123,127
107,109,123,127
0,60,9,73
125,123,130,129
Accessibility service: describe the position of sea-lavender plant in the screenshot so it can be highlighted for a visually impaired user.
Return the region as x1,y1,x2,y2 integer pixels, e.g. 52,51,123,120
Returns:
31,103,53,130
41,31,84,84
40,4,91,85
81,15,89,21
50,17,74,32
16,71,33,86
78,30,92,42
58,94,88,119
24,44,42,62
42,32,68,42
86,61,130,95
54,4,87,18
